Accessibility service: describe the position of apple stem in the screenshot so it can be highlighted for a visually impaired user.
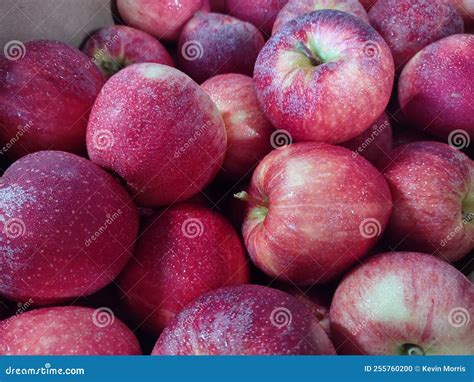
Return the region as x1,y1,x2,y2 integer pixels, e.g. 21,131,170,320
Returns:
401,344,425,356
234,191,265,206
296,42,322,66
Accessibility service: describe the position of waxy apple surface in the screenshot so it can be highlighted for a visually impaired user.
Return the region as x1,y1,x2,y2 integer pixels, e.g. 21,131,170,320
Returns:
254,10,394,144
0,151,138,303
152,285,336,355
87,63,226,206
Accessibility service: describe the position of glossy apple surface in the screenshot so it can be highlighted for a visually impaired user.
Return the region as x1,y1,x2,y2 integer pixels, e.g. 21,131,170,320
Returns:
152,285,336,355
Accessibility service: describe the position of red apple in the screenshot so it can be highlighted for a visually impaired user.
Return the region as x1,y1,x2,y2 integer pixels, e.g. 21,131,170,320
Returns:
117,0,210,42
177,12,265,84
226,0,288,35
341,112,392,169
254,10,394,144
82,25,174,78
398,34,474,142
210,0,226,12
152,285,335,355
118,203,250,335
330,252,474,354
359,0,377,10
201,74,274,180
383,142,473,262
272,0,369,35
368,0,464,70
0,40,105,159
0,151,138,303
87,63,226,207
237,142,392,285
0,306,140,355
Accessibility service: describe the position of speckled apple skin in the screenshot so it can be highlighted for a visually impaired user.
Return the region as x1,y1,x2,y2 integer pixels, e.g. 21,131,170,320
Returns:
226,0,288,35
83,25,174,77
272,0,369,35
398,34,474,141
177,13,265,84
330,252,474,355
254,10,394,144
117,0,210,41
0,40,105,159
0,306,141,355
383,142,473,262
152,285,335,355
86,63,226,207
241,142,392,285
118,203,250,334
201,74,274,180
0,151,138,303
369,0,464,70
341,112,392,169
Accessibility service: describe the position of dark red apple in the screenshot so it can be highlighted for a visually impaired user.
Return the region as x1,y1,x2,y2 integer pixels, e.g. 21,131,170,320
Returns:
383,141,473,262
225,0,288,35
177,12,265,83
118,203,250,335
330,252,474,354
201,74,274,180
272,0,369,35
0,306,140,355
0,151,138,303
152,285,335,355
368,0,464,70
341,112,392,169
117,0,210,42
237,142,392,285
86,63,226,206
398,34,474,142
0,40,105,159
83,25,174,77
254,10,394,144
359,0,377,10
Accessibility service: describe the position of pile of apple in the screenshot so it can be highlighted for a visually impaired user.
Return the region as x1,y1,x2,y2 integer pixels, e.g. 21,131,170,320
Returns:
0,0,472,356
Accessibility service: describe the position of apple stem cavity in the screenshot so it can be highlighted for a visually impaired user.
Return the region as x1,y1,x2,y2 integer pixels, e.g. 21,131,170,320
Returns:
400,343,425,356
295,42,322,66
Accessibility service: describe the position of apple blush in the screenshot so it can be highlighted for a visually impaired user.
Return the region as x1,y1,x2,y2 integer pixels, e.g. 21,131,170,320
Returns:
237,142,392,285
